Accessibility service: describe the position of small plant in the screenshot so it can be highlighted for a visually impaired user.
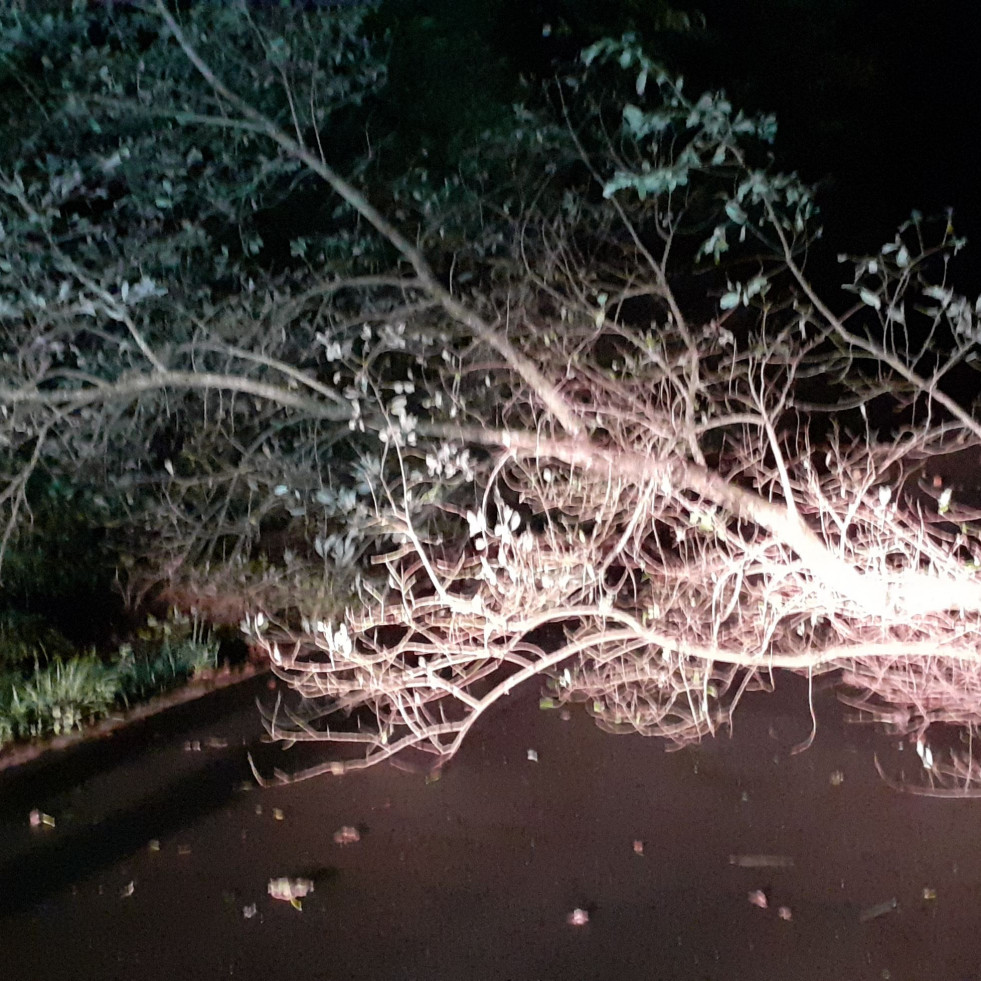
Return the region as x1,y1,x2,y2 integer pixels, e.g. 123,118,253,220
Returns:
7,655,121,738
0,606,224,748
115,609,219,702
0,696,15,747
168,635,220,676
0,613,107,744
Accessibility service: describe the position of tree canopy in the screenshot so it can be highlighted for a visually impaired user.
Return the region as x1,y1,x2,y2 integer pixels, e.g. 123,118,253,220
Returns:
3,1,981,792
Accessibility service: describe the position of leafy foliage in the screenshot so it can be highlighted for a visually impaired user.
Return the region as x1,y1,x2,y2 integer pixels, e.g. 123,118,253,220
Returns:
0,1,396,601
0,608,219,747
116,610,218,701
3,5,981,791
4,654,120,739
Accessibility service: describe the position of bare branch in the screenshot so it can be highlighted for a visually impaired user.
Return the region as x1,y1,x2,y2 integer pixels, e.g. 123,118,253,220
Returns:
150,0,582,437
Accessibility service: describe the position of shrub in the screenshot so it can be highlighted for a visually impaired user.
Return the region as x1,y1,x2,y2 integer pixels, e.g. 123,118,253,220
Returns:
7,654,121,738
115,634,219,702
0,606,221,746
0,695,14,746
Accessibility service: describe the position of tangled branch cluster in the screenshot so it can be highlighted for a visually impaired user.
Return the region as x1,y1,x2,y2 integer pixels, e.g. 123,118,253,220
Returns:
245,286,981,781
5,11,981,791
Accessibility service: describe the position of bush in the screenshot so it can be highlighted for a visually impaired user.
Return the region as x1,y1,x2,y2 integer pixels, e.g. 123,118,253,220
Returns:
0,698,14,747
0,609,219,746
6,654,121,739
0,479,120,643
115,634,219,702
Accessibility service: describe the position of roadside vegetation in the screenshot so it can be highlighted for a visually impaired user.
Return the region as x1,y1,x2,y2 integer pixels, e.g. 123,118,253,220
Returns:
3,1,981,794
0,607,219,748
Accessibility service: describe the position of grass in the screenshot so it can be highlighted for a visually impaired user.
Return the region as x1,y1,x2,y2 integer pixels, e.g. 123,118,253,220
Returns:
0,609,221,748
6,654,121,738
0,479,226,749
116,634,219,703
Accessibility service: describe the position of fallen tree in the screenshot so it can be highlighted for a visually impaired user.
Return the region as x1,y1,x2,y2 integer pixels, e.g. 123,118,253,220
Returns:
3,5,981,790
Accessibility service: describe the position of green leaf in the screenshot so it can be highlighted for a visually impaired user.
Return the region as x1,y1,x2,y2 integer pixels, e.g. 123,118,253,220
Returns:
923,284,953,307
697,224,729,263
724,200,747,225
858,289,881,310
622,104,646,136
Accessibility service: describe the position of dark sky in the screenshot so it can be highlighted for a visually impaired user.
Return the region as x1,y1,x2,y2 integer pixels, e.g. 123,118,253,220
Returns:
675,0,981,257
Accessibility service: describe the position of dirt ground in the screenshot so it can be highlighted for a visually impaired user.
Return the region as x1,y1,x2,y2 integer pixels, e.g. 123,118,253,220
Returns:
0,671,978,981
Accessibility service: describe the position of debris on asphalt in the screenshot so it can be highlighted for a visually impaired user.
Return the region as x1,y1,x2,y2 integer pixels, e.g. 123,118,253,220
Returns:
633,839,644,856
729,854,795,868
333,825,360,845
527,749,539,762
566,908,589,926
859,897,898,922
120,881,135,898
748,889,768,909
268,877,314,910
777,905,792,920
28,809,55,829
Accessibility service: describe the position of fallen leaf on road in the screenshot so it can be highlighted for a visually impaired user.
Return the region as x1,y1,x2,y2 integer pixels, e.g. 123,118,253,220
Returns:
859,897,897,922
729,854,795,868
268,877,314,911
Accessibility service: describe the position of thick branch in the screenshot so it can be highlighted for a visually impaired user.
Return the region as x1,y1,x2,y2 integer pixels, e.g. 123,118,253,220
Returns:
420,421,981,619
0,370,350,420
